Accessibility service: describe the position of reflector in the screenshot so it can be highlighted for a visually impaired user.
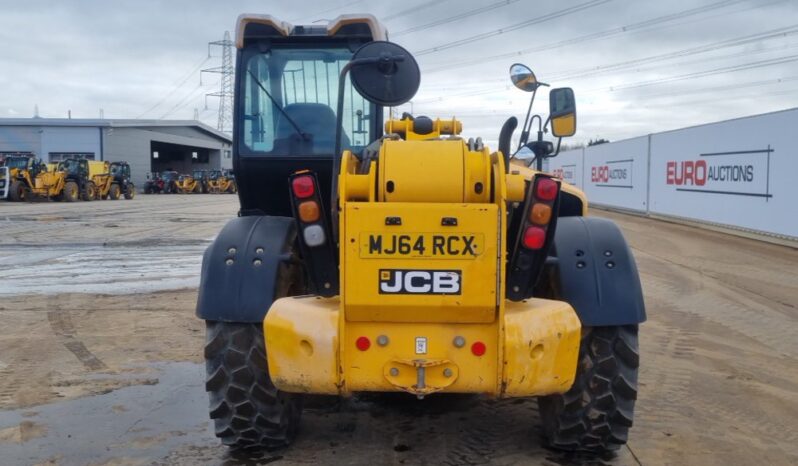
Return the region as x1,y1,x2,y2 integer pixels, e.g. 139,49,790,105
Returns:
471,341,486,356
356,336,371,351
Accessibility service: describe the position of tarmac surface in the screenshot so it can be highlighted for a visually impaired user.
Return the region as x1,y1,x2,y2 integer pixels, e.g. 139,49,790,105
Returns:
0,194,796,465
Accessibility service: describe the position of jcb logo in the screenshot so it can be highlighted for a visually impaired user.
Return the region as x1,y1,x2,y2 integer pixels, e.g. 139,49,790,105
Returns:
378,269,461,295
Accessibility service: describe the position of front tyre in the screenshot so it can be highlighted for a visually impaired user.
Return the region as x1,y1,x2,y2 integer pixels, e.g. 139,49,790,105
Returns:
538,325,639,453
124,184,135,199
204,322,302,450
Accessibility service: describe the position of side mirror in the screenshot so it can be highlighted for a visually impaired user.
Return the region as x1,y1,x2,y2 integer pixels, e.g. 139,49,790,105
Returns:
510,63,543,92
350,41,420,106
549,87,576,137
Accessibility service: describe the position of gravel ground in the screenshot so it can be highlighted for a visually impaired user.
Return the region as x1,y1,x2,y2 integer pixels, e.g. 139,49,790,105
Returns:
0,195,795,465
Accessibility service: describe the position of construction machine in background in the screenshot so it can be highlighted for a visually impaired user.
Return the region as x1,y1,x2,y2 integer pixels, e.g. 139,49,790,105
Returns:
206,169,237,193
196,14,645,455
161,171,180,194
144,172,165,194
109,161,136,199
4,155,66,202
0,166,8,200
175,173,202,194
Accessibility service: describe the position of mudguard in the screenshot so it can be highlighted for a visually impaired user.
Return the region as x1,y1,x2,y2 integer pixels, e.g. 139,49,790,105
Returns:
550,217,646,326
196,215,296,322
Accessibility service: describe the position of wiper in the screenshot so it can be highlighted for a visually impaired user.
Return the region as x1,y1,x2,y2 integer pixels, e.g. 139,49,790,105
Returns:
247,69,307,140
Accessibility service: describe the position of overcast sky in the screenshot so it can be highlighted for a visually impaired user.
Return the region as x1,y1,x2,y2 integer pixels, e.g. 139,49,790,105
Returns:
1,0,796,145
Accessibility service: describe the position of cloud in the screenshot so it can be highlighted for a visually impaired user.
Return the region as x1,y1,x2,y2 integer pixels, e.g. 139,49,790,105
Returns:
1,0,796,145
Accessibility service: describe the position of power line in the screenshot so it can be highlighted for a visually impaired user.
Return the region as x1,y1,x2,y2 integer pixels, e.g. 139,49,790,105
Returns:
550,25,798,81
393,0,521,37
136,55,209,118
413,0,612,56
383,0,454,22
602,54,798,92
423,0,754,72
289,0,364,23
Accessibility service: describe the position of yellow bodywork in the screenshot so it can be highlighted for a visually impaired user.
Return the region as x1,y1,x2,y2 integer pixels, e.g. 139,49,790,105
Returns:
175,175,200,194
87,161,113,198
265,118,582,398
207,175,236,193
16,165,66,198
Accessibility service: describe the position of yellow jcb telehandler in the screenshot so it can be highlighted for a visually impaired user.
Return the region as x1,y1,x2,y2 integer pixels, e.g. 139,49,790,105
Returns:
206,169,237,193
4,155,66,202
196,14,645,455
174,173,201,194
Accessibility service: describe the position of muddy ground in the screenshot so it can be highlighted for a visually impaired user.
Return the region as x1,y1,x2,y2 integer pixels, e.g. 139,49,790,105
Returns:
0,195,796,466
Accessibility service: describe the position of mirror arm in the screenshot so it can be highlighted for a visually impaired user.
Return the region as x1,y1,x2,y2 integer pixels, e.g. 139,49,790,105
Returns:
518,87,537,149
331,60,357,247
552,137,562,158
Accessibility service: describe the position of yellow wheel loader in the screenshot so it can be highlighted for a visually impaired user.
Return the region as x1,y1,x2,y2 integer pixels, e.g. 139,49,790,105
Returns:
197,14,645,454
4,155,66,202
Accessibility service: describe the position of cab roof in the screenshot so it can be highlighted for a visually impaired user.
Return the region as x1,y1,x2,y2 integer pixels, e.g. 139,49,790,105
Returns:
235,13,386,48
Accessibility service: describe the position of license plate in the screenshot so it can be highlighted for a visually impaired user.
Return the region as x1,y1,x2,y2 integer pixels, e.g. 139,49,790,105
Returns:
360,233,483,258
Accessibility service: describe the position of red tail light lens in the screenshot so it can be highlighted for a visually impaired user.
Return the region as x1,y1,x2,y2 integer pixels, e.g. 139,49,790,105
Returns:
356,336,371,351
471,341,486,356
523,226,546,249
535,178,558,201
292,175,315,198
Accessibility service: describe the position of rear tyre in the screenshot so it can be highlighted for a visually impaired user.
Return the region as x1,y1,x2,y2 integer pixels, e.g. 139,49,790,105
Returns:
124,184,135,199
81,182,96,201
204,322,302,450
538,325,639,453
109,183,121,200
63,181,79,202
228,182,238,194
9,181,26,202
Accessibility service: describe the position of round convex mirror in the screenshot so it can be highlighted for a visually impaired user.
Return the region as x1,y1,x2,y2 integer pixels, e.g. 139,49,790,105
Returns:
510,63,539,92
350,41,420,107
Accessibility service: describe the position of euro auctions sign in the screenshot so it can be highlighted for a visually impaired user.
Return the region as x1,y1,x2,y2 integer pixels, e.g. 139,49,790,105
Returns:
665,148,772,199
649,108,798,238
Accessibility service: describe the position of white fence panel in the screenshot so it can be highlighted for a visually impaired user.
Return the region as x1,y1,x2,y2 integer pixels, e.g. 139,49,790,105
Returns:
582,136,649,212
649,108,798,238
547,148,584,189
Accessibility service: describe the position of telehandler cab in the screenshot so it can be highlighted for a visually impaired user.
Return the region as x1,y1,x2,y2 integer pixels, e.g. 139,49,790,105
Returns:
197,14,645,454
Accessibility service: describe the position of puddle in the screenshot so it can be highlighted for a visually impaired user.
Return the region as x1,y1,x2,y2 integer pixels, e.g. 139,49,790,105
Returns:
0,243,208,295
0,362,215,466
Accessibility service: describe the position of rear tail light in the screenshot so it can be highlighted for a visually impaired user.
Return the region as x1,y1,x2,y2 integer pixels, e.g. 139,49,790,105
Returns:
303,224,326,247
507,174,561,301
471,341,486,356
530,203,552,225
522,226,546,249
298,201,320,222
535,177,558,201
291,175,315,198
288,171,338,297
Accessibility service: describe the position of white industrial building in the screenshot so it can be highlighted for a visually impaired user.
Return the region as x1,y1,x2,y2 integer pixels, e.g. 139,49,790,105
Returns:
0,118,232,189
